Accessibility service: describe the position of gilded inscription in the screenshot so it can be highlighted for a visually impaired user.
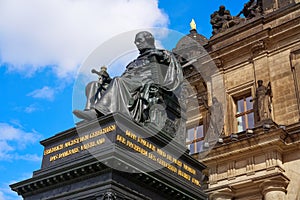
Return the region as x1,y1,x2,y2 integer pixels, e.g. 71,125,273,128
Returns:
117,130,202,187
45,124,115,162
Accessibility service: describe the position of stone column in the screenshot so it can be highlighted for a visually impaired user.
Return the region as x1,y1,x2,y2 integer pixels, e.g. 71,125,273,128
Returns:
210,190,233,200
260,180,288,200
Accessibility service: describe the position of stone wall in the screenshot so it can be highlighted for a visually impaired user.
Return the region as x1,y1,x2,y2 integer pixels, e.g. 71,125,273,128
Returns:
206,3,300,135
197,2,300,199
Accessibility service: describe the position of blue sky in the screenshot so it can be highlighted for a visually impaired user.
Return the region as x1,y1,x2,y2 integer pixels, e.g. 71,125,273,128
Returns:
0,1,242,199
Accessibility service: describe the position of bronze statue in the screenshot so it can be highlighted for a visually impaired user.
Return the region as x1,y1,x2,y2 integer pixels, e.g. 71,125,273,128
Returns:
73,31,184,134
84,66,111,110
254,80,272,123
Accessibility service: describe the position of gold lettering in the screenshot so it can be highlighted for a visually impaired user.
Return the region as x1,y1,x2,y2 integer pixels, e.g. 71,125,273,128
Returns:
118,130,202,185
137,137,156,151
46,124,115,158
183,164,196,175
64,138,79,148
81,141,96,150
44,144,64,155
79,134,89,142
90,124,116,139
58,147,80,158
167,163,177,173
116,135,126,144
125,130,137,140
148,153,156,161
157,149,166,157
192,178,201,186
178,170,191,181
172,157,182,167
96,138,105,145
49,154,59,161
126,140,148,156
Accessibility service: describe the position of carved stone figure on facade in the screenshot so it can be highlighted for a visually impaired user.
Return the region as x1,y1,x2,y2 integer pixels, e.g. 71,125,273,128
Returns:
210,5,241,35
202,97,224,148
208,97,224,137
254,80,272,124
85,66,112,110
73,31,184,136
237,0,263,19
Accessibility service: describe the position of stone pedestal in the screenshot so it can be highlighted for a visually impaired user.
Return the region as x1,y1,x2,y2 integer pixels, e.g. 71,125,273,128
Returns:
10,113,207,200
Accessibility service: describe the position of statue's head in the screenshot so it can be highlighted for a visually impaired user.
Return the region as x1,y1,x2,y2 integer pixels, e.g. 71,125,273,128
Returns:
101,66,107,71
134,31,155,52
219,5,225,13
212,97,218,104
257,80,263,86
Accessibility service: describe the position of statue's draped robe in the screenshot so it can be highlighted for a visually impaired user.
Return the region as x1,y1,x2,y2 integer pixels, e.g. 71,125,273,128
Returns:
255,85,271,122
85,81,102,110
93,48,183,123
85,80,109,110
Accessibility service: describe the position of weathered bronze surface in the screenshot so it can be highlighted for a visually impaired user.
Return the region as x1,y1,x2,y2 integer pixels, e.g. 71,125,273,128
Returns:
73,31,185,137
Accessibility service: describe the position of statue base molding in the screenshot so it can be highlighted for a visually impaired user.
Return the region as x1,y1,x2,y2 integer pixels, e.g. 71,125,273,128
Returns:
10,113,207,200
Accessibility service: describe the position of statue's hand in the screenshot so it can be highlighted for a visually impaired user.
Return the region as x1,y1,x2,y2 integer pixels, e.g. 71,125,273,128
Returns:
91,69,97,74
148,50,169,63
148,50,164,58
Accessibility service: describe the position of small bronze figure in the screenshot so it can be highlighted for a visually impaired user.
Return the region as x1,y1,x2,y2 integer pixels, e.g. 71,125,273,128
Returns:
84,66,111,111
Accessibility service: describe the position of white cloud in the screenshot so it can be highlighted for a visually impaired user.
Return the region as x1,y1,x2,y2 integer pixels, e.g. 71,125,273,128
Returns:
24,104,40,113
0,0,169,78
14,154,41,162
0,123,42,161
27,86,55,101
0,191,4,200
0,184,22,200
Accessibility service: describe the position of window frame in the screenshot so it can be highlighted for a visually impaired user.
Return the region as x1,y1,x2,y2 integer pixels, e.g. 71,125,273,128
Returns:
227,81,255,134
235,95,254,132
186,124,205,155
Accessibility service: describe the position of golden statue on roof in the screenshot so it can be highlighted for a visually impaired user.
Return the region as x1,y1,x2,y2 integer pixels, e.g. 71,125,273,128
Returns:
190,19,196,30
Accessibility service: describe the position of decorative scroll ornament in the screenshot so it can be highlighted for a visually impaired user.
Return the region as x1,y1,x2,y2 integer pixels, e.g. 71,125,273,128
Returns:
102,191,117,200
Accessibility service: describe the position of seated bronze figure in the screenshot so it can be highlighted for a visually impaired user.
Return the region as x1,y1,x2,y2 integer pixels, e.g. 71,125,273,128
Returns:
73,31,184,135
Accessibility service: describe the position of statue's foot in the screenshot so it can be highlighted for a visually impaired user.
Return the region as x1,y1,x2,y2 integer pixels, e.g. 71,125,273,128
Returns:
73,109,98,120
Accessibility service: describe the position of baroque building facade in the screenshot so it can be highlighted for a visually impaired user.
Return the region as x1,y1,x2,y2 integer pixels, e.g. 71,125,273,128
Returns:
10,1,300,199
178,0,300,199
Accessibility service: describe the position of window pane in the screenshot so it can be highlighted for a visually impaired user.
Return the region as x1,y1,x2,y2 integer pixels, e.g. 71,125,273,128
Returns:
246,96,253,111
196,141,203,153
190,143,195,154
187,128,194,142
237,99,244,113
237,115,246,132
186,125,204,154
247,112,254,129
196,125,204,138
